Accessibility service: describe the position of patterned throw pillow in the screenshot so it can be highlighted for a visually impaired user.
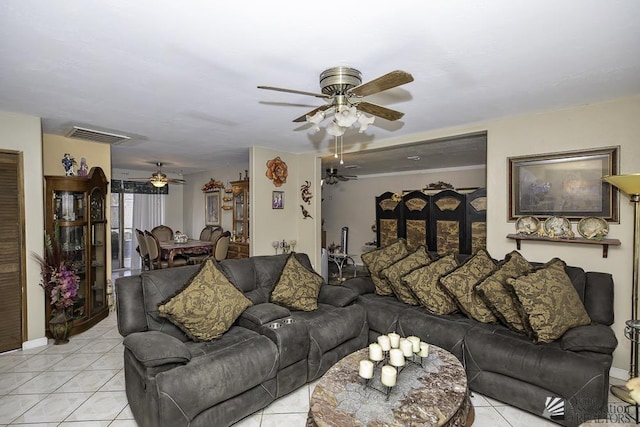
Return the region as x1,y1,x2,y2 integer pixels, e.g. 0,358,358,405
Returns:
476,251,532,331
401,253,458,315
157,259,252,342
361,238,408,296
505,258,591,343
271,252,324,311
439,249,497,322
380,245,431,305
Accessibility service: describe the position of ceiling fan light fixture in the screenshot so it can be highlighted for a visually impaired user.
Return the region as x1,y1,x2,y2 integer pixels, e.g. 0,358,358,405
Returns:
306,110,326,131
357,113,375,132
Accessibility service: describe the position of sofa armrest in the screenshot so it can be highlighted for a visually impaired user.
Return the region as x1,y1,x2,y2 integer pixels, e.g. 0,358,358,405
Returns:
318,285,360,307
123,331,191,367
561,324,618,354
342,277,375,295
239,303,291,326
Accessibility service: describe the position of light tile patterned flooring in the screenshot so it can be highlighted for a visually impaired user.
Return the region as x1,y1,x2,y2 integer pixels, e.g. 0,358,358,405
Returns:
0,311,628,426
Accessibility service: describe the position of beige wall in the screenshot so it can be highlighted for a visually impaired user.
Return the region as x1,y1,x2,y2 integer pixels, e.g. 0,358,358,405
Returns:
250,147,322,269
42,134,112,278
0,111,45,342
323,165,486,263
323,95,639,372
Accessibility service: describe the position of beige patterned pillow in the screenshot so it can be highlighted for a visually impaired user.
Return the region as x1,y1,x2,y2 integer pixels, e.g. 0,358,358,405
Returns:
439,249,497,322
476,251,532,331
381,245,431,305
271,253,324,311
505,258,591,343
402,253,458,314
361,238,408,296
157,259,252,342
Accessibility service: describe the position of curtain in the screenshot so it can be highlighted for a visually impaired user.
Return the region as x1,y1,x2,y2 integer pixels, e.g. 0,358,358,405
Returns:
131,193,166,269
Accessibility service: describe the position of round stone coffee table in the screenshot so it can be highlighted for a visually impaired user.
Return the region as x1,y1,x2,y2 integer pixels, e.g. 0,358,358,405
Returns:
308,345,473,427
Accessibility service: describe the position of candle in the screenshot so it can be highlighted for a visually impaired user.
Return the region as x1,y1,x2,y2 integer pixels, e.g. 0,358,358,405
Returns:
369,343,384,361
407,336,421,353
377,335,391,352
359,360,374,379
419,342,430,357
388,332,400,348
400,338,413,357
381,365,397,387
389,349,405,367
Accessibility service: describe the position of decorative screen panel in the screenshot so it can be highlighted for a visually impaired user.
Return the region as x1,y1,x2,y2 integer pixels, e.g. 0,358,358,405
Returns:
436,220,459,254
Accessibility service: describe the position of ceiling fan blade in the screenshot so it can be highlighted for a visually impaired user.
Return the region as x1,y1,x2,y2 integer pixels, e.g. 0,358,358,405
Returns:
168,178,186,184
348,70,414,97
258,85,331,99
293,104,333,123
356,101,404,121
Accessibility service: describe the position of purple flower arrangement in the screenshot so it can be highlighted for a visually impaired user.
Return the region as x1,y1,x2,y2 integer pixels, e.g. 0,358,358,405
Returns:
48,265,80,310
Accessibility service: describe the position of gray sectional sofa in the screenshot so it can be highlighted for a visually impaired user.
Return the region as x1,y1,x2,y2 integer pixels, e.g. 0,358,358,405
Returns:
116,252,617,427
116,253,367,427
344,256,618,427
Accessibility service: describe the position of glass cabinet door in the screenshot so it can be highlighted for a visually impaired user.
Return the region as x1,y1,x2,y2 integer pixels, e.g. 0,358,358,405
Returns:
57,224,87,320
54,191,84,221
89,188,106,315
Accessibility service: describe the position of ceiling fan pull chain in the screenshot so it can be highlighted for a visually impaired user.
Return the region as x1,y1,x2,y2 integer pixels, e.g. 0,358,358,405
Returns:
340,136,344,165
334,136,338,159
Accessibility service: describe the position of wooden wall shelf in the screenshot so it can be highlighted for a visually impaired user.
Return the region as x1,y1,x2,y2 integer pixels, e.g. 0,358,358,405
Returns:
506,234,621,258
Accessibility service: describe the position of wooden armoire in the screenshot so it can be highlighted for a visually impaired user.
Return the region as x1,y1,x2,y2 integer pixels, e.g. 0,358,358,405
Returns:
375,188,487,255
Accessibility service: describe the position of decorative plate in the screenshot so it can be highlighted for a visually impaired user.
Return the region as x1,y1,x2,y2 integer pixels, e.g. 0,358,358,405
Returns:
544,216,572,238
578,217,609,240
515,216,540,235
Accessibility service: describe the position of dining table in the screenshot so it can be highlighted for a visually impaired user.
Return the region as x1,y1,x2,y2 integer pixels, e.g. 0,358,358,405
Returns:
159,239,214,267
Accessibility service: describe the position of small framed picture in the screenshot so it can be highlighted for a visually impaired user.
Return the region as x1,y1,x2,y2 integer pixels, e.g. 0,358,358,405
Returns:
204,192,220,225
272,191,284,209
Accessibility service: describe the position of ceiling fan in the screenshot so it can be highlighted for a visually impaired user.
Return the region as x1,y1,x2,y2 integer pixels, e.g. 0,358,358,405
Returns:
323,168,357,185
129,162,186,188
258,66,413,134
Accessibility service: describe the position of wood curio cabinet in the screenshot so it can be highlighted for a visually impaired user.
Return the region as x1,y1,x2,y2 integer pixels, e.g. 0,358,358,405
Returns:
44,167,109,336
228,178,250,259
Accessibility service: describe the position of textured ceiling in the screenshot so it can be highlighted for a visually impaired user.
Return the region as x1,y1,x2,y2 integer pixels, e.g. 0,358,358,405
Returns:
1,1,639,175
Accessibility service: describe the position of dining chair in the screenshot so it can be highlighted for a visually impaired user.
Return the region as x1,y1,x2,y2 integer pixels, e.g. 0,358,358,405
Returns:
209,227,223,243
145,231,167,269
199,225,221,241
135,228,150,270
214,231,231,261
151,225,174,242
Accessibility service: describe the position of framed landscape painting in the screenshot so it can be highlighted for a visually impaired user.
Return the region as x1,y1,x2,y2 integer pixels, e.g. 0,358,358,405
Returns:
508,147,619,222
205,191,220,225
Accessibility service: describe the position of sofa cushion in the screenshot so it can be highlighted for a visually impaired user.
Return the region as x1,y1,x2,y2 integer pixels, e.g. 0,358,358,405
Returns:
380,245,431,305
157,259,253,341
402,253,458,315
560,324,617,354
475,251,532,330
361,238,408,296
439,248,496,322
271,252,324,311
505,258,592,343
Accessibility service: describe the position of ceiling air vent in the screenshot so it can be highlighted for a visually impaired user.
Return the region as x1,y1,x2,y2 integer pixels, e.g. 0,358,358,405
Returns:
66,126,131,145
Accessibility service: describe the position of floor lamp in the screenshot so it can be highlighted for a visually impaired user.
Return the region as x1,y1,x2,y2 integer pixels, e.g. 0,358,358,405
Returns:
603,173,640,404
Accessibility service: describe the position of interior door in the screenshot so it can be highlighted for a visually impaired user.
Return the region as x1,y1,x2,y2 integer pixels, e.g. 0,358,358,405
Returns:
0,151,25,352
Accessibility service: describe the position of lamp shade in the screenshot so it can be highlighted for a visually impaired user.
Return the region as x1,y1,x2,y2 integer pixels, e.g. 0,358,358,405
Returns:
602,173,640,196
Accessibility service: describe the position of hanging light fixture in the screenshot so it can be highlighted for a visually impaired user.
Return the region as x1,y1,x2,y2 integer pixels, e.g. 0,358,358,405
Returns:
150,173,168,188
307,101,375,165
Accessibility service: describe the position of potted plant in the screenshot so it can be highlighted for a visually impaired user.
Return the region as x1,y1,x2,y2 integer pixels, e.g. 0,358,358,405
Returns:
33,234,80,344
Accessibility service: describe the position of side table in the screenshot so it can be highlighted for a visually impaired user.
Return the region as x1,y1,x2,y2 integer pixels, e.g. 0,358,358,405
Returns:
327,252,355,282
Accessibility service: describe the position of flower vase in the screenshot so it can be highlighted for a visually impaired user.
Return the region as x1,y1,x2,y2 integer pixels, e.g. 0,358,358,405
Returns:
49,310,73,345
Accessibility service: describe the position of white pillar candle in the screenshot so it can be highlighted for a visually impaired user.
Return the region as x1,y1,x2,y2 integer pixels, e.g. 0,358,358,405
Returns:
359,359,374,379
419,342,430,357
369,343,384,361
389,349,405,367
400,338,414,357
380,365,397,387
377,335,391,352
388,332,401,348
407,336,421,353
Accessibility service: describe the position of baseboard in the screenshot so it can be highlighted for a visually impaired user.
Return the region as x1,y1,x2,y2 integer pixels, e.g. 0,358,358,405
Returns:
610,366,628,380
22,337,48,350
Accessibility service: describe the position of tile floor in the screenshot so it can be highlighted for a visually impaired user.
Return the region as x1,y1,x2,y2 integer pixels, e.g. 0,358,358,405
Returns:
0,310,628,426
